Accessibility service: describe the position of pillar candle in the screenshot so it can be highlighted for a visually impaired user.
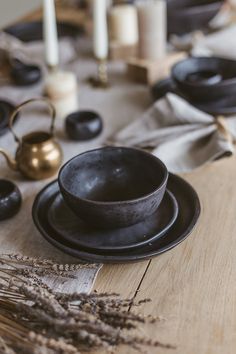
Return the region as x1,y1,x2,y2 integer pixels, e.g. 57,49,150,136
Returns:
93,0,109,60
43,0,59,68
137,0,167,60
45,71,78,119
108,5,138,46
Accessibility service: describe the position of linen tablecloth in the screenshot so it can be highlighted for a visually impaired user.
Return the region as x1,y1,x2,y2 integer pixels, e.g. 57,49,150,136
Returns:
0,35,149,292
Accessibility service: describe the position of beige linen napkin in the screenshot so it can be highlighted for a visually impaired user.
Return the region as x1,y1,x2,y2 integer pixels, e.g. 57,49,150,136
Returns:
192,24,236,59
109,93,236,173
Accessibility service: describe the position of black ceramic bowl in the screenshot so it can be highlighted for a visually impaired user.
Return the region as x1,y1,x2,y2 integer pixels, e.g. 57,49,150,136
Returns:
0,180,22,221
65,111,103,141
0,100,19,137
167,0,223,35
172,57,236,102
58,147,169,229
10,59,41,86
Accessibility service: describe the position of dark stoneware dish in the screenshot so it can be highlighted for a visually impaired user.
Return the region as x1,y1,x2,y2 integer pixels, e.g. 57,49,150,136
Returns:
32,174,201,263
172,57,236,102
151,77,236,115
167,0,223,35
65,111,103,141
10,59,41,86
0,100,18,137
4,21,84,42
151,77,178,101
58,147,169,229
47,188,178,253
0,179,22,221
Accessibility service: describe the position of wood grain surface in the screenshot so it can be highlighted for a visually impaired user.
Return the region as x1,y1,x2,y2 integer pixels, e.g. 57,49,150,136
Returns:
2,5,236,354
94,156,236,354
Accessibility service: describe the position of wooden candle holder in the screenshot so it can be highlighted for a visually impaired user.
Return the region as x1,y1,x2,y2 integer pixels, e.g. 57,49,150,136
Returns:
109,41,138,61
127,51,187,85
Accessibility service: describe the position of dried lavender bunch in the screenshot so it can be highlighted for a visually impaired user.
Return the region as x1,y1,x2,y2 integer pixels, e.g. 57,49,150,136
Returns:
0,255,175,353
1,253,99,270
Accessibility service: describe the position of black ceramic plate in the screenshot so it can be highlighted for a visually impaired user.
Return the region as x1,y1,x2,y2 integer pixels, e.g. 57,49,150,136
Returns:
151,79,236,115
4,21,84,42
32,174,201,263
47,188,178,253
167,0,223,36
193,95,236,115
0,100,18,137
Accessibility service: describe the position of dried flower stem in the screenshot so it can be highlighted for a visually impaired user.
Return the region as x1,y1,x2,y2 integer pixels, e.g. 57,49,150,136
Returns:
0,254,175,353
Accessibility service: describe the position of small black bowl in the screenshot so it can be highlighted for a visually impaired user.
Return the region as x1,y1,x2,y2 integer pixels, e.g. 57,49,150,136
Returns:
65,110,103,141
0,100,19,137
167,0,223,35
10,59,41,86
172,57,236,102
0,180,22,221
58,147,169,229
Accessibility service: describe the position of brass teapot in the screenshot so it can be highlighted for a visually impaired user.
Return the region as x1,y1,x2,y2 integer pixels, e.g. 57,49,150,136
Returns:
0,98,63,180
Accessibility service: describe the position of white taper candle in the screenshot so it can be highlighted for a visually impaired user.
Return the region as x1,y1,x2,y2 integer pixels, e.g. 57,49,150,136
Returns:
137,0,167,60
93,0,109,60
108,5,138,46
43,0,59,67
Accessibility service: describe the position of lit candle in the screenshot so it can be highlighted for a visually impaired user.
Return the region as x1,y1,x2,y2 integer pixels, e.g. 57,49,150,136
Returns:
137,0,167,60
93,0,108,60
43,0,59,68
108,5,138,46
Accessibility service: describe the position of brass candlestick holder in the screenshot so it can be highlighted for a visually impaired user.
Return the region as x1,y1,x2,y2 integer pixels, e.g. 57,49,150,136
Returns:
88,59,109,88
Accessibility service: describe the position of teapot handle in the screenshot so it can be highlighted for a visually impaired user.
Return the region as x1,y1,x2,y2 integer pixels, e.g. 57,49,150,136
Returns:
9,97,56,144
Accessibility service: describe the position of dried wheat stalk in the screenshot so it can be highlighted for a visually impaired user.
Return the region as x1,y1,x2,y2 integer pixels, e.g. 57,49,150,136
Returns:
0,254,175,353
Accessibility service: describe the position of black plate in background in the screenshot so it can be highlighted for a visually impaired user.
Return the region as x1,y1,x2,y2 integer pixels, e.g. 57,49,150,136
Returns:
151,78,236,115
4,21,84,42
167,0,223,36
32,174,201,263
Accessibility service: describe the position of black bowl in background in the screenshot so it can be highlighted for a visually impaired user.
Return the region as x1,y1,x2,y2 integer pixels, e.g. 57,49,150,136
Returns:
0,180,22,221
167,0,224,35
172,57,236,102
10,59,41,86
0,100,19,137
65,111,103,141
58,147,169,229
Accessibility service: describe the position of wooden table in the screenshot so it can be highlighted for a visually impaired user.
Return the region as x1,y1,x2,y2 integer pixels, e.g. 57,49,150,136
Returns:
3,7,236,354
95,154,236,354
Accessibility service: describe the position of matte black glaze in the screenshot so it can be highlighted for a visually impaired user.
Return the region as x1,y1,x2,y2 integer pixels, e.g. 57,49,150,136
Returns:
151,77,236,115
172,57,236,102
32,174,201,263
4,21,84,42
193,94,236,115
151,77,178,101
0,179,22,221
58,147,168,229
167,0,223,35
47,188,178,253
0,100,18,137
10,59,41,86
65,111,103,141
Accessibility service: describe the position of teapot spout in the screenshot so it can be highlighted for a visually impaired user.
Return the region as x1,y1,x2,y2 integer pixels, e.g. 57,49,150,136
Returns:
0,149,18,171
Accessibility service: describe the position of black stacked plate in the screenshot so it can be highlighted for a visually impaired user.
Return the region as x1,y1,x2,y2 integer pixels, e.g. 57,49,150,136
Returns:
4,21,84,42
32,174,200,263
32,147,201,263
152,57,236,115
167,0,224,36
